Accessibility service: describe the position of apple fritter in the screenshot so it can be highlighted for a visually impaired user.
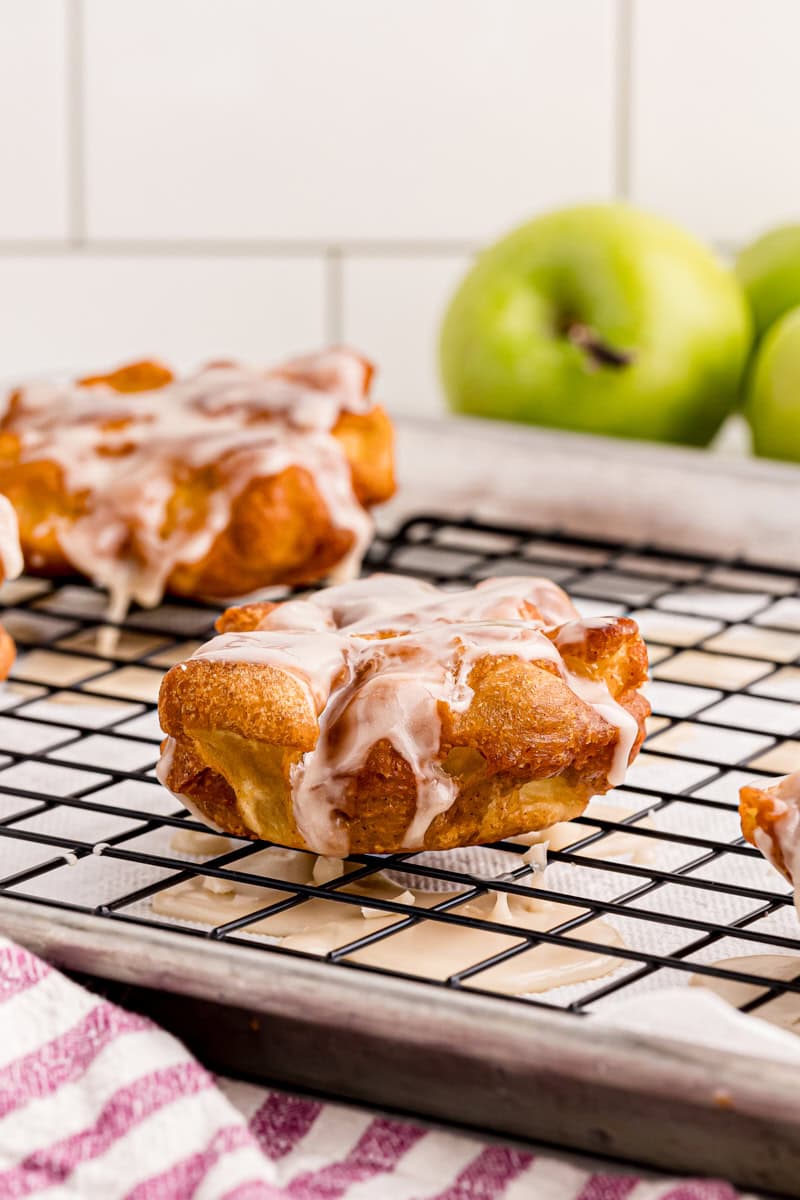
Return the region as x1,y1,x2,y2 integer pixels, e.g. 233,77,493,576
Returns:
158,575,650,856
0,349,395,618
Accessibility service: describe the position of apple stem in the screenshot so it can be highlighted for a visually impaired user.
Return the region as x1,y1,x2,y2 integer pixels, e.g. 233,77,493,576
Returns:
567,323,633,369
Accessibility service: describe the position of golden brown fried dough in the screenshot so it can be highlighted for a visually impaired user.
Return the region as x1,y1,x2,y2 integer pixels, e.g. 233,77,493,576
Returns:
158,575,650,855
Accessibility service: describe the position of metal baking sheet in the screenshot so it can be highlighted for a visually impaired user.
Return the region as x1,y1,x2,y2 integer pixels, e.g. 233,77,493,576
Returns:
1,421,799,1195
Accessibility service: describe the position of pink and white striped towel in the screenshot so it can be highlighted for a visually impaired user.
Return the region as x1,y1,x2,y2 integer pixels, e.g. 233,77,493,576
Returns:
0,937,758,1199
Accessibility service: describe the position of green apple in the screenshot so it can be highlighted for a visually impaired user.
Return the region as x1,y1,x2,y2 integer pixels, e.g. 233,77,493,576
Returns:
745,306,800,461
439,204,751,445
736,225,800,341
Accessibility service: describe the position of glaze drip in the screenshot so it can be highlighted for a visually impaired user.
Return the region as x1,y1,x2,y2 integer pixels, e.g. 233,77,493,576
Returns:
152,833,626,995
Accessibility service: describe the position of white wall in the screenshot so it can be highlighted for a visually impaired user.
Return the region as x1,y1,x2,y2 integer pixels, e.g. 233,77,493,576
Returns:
0,0,798,415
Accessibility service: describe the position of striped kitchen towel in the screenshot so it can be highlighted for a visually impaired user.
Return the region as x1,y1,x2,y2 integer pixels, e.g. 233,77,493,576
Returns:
0,938,757,1199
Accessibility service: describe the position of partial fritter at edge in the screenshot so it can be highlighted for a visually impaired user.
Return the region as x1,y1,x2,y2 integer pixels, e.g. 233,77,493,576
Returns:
157,575,650,857
0,348,395,619
0,495,22,679
741,772,800,911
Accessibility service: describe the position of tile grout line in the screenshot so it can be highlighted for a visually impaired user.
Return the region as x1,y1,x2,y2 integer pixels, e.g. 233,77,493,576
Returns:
613,0,634,200
65,0,87,246
0,238,483,258
0,238,745,259
324,246,344,343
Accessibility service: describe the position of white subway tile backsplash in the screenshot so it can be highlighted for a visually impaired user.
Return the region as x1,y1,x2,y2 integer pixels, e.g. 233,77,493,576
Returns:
83,0,617,242
3,0,800,390
341,255,471,417
0,1,68,238
630,0,800,245
0,255,325,377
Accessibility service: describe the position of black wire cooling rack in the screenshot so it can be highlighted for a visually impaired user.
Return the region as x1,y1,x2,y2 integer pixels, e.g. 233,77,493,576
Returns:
0,511,799,1026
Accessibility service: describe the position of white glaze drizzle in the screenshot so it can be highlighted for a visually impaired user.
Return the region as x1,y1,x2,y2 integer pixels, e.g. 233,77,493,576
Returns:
257,573,578,634
0,494,22,583
4,349,376,617
162,575,642,855
292,620,565,855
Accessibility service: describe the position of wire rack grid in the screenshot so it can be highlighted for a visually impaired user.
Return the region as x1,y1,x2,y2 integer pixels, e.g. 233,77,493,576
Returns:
0,512,799,1028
